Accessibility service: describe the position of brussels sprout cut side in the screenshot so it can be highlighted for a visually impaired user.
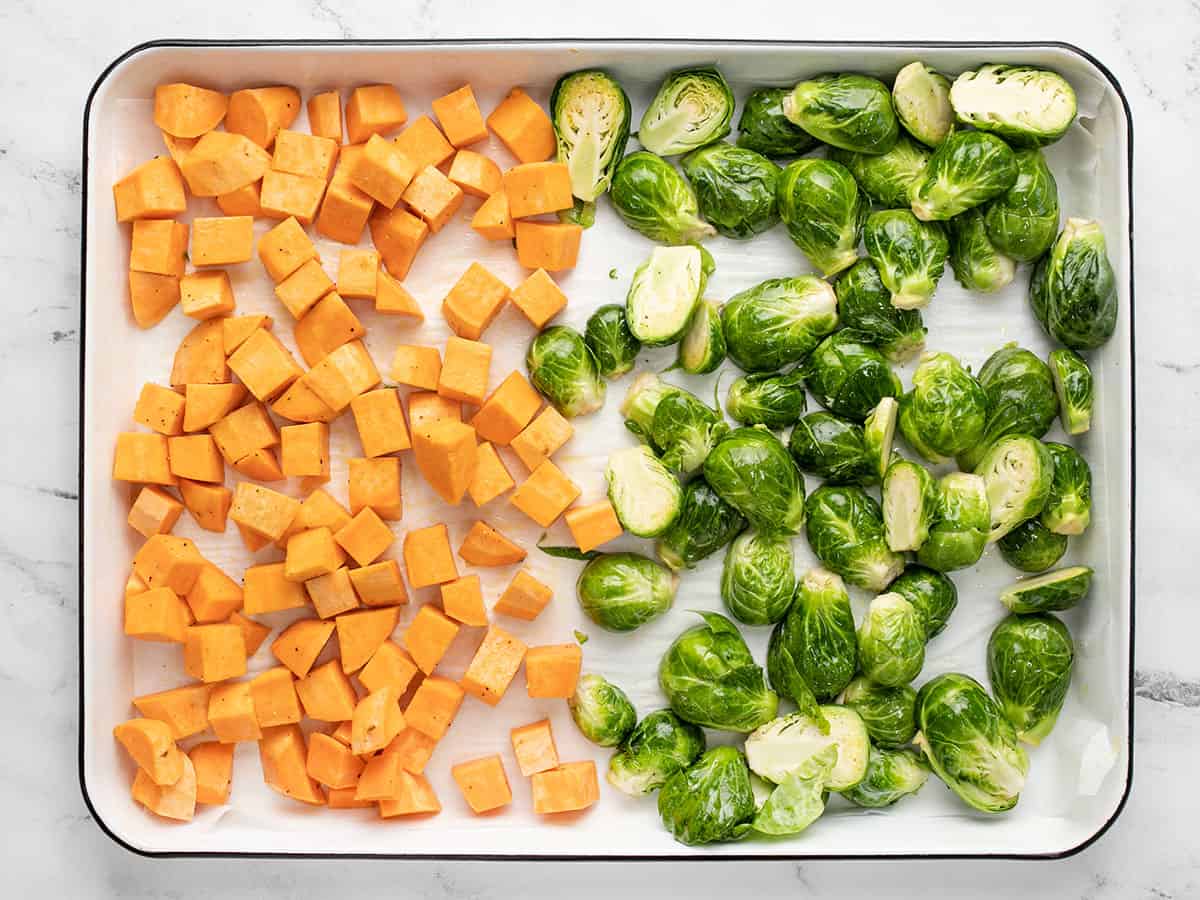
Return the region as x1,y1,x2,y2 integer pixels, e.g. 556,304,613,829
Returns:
831,135,931,209
890,564,958,640
639,66,735,158
656,477,745,571
1030,217,1119,351
882,458,938,553
841,676,919,748
620,371,681,438
898,351,988,461
1041,442,1093,535
721,530,796,627
526,326,606,418
1000,565,1094,614
783,73,899,155
577,552,678,633
657,746,755,845
911,130,1018,222
681,142,780,240
946,208,1017,294
917,472,991,573
950,64,1078,148
605,445,683,538
777,158,866,277
608,709,705,797
726,370,808,429
569,674,637,746
957,344,1058,471
802,331,902,423
584,303,640,379
835,260,927,363
775,568,858,702
675,298,726,374
863,397,899,481
988,613,1075,746
745,707,870,791
721,276,839,373
610,151,716,245
703,427,807,536
753,747,835,836
984,148,1060,262
841,745,930,809
1049,348,1095,435
804,485,904,592
737,87,819,158
974,434,1055,543
892,62,954,147
625,245,707,347
551,70,632,202
857,593,926,687
863,209,949,310
788,412,878,487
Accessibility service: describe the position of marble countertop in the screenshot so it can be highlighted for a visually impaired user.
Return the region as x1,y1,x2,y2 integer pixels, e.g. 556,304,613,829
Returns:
3,0,1197,896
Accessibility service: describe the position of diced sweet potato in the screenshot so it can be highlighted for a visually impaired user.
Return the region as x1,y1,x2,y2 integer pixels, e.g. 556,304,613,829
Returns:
274,257,334,319
128,270,181,328
216,181,263,217
349,389,410,458
305,566,360,619
162,132,197,165
348,560,408,608
184,561,242,622
272,618,335,678
452,755,512,814
180,270,236,320
272,378,337,424
458,521,526,568
228,610,271,656
337,248,380,299
441,263,509,341
437,337,492,405
401,165,463,233
191,216,254,267
131,754,197,821
494,568,553,621
525,644,582,698
487,88,555,163
460,624,527,706
272,128,339,180
209,402,278,464
132,383,185,436
503,162,573,218
357,640,418,696
284,526,346,582
128,486,184,538
393,115,455,171
230,481,300,541
237,522,272,553
431,85,488,147
471,371,541,446
184,624,247,683
155,82,228,138
227,86,301,148
407,392,461,432
305,340,381,412
510,268,568,329
208,680,261,743
307,91,344,143
130,219,188,278
411,418,478,508
296,659,357,721
401,525,458,590
515,221,582,272
326,786,374,809
468,442,515,506
222,315,273,355
404,605,460,675
293,292,364,366
133,683,213,740
351,687,406,755
379,770,441,817
167,434,224,483
125,586,192,642
180,131,272,196
353,750,403,801
351,134,416,208
279,422,331,480
375,269,424,319
132,534,204,594
447,150,502,198
334,507,394,567
306,731,364,789
245,561,308,616
531,761,599,814
317,148,375,245
258,724,325,805
390,344,441,390
257,216,318,282
232,447,285,483
250,666,303,728
404,676,464,740
564,501,623,554
113,156,187,223
259,169,327,224
440,575,488,627
470,189,515,241
190,741,235,805
511,719,559,777
170,318,228,387
348,456,402,520
181,383,245,434
113,718,185,786
346,85,408,144
369,204,428,280
510,459,580,527
336,606,401,673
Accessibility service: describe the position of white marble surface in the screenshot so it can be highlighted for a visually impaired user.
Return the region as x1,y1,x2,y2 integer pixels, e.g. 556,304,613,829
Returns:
1,0,1197,895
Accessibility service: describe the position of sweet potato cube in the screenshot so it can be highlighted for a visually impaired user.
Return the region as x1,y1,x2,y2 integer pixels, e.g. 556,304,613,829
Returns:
184,624,248,683
378,770,441,817
354,750,403,801
348,456,402,520
306,566,360,619
349,389,410,458
296,659,357,721
184,561,242,622
133,383,185,436
460,624,527,706
307,92,343,142
306,340,381,412
274,258,334,319
307,731,364,789
431,85,488,147
222,315,273,355
438,336,492,404
237,523,272,553
407,392,461,432
250,666,303,727
227,86,301,149
404,605,460,675
511,719,559,777
350,134,417,208
271,618,335,678
326,786,374,808
452,755,512,814
531,761,599,814
230,482,300,541
448,150,502,198
229,610,271,656
131,755,197,821
412,419,478,507
293,488,352,534
132,534,204,594
525,644,582,698
258,216,318,282
180,270,236,320
510,459,580,527
190,741,235,805
133,684,212,740
113,156,187,222
375,269,424,319
390,344,441,390
385,729,438,776
210,403,278,463
468,442,515,506
471,189,515,241
404,676,464,740
280,422,330,479
293,293,364,366
258,724,325,805
510,268,568,329
216,181,263,217
337,606,402,673
349,561,408,608
130,219,188,278
317,163,375,244
394,115,454,170
352,687,406,755
162,133,198,166
471,371,541,445
113,718,185,786
128,270,181,328
191,216,254,266
515,221,582,272
167,434,224,483
179,131,272,196
334,507,394,568
487,88,555,163
181,383,245,434
333,251,378,303
458,521,526,567
358,640,418,696
155,82,228,137
494,569,553,621
503,162,573,218
272,377,337,424
440,575,487,627
346,85,407,144
369,204,428,280
124,586,192,643
170,319,228,387
272,128,339,180
284,526,345,582
441,263,509,341
401,165,463,233
565,501,623,554
232,447,285,483
243,562,308,617
260,169,326,224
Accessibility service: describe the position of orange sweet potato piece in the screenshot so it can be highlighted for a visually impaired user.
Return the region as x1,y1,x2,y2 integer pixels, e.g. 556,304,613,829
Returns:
317,148,375,244
250,666,303,728
337,248,380,299
401,165,463,233
327,786,375,809
274,257,334,318
346,85,408,144
385,728,438,775
227,86,301,148
133,382,186,434
128,271,181,328
510,459,580,527
351,687,406,755
378,770,441,817
184,624,248,683
404,676,464,741
447,149,502,198
130,219,188,277
349,389,410,458
375,269,424,319
510,268,568,329
306,731,364,789
155,83,228,138
353,750,403,801
293,293,365,367
525,644,583,698
431,85,488,147
259,169,327,224
305,566,360,619
183,382,246,433
307,91,343,142
230,481,301,542
494,569,553,621
468,442,515,507
412,418,478,507
167,434,224,483
407,392,461,432
451,755,512,814
515,221,582,272
440,575,488,627
369,204,428,280
358,640,419,696
470,189,514,241
404,605,460,675
216,181,263,217
272,618,335,678
190,741,235,805
258,215,318,282
113,718,185,786
348,456,402,520
458,521,526,567
184,561,242,622
245,561,308,616
531,761,599,814
161,131,197,166
511,719,559,777
334,507,394,568
272,128,339,180
402,524,458,589
132,534,204,594
125,586,193,643
460,624,527,706
565,501,623,554
471,371,541,446
347,560,408,608
437,337,492,404
128,486,184,538
258,724,325,804
393,115,454,171
441,263,509,341
503,161,573,218
390,344,442,390
179,131,272,196
295,659,357,722
487,88,555,163
190,215,254,266
133,683,213,740
350,133,417,208
228,610,271,656
131,754,197,821
336,606,402,673
113,156,187,223
170,318,228,387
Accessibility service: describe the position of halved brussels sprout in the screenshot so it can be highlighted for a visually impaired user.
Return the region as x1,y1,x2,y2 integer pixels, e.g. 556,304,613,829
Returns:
957,344,1058,471
656,477,745,571
998,518,1068,573
584,303,640,379
737,87,818,158
984,148,1059,262
892,62,954,147
568,673,637,746
804,484,904,592
774,567,858,702
1041,442,1092,535
1030,217,1119,351
625,245,707,346
577,551,678,632
1048,348,1094,435
726,369,808,429
620,371,681,439
639,66,735,158
857,593,926,687
650,390,728,475
802,331,903,422
610,151,717,245
999,565,1093,614
863,209,950,310
766,623,824,722
607,709,706,796
605,445,683,538
831,134,931,209
915,672,1030,813
946,207,1017,293
675,298,726,374
745,706,870,790
776,158,866,276
551,70,632,202
898,352,988,461
882,457,937,553
681,142,780,239
835,260,927,363
988,613,1074,746
917,472,991,572
721,276,839,372
974,435,1055,542
721,529,796,626
841,676,918,748
841,745,930,809
659,611,779,733
890,564,959,639
753,747,834,836
703,427,807,536
950,64,1078,148
788,412,877,486
658,746,755,845
863,396,899,481
783,73,899,154
911,130,1018,222
526,326,606,417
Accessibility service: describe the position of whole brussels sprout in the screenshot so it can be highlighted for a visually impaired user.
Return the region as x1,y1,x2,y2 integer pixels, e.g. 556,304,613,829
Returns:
726,369,808,429
1041,442,1092,535
639,66,735,157
776,158,866,276
841,676,918,747
892,62,954,147
753,746,834,836
1000,565,1093,614
584,303,640,378
984,148,1059,262
863,210,950,310
957,344,1058,471
649,391,728,476
773,567,858,702
898,351,988,461
834,259,927,363
605,445,683,538
788,412,878,486
841,745,930,809
882,457,938,553
890,564,959,639
675,298,726,374
805,484,904,592
915,672,1030,813
660,611,779,733
857,593,926,687
607,709,706,796
526,326,606,418
950,64,1077,148
863,396,899,481
721,530,796,626
620,371,681,438
625,244,708,346
783,73,899,154
658,746,755,845
721,276,839,372
681,142,780,239
988,613,1074,746
577,552,678,632
946,207,1017,293
917,472,991,572
568,674,637,746
550,70,631,202
703,427,807,536
802,331,903,422
998,518,1068,573
1030,217,1118,351
911,131,1018,222
975,435,1055,542
831,134,931,208
656,477,746,571
736,87,819,158
1049,348,1094,435
610,151,716,245
745,706,870,790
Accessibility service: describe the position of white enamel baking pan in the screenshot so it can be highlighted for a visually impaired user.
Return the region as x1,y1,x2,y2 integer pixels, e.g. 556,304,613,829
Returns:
80,40,1134,859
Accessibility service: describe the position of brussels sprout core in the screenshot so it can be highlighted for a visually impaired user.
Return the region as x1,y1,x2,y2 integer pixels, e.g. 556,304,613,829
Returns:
551,70,632,201
974,435,1054,542
950,64,1077,148
892,62,954,147
676,299,726,374
625,245,706,346
639,66,735,158
605,445,683,538
863,397,898,480
744,707,870,791
620,371,681,438
882,458,937,552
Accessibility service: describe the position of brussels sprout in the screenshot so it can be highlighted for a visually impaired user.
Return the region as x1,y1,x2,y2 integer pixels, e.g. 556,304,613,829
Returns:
1000,565,1094,614
620,371,682,438
831,134,931,209
625,245,707,346
607,709,706,796
1030,217,1119,351
675,299,726,374
882,457,937,553
915,672,1030,813
804,485,904,592
946,207,1016,293
1048,348,1094,435
841,676,918,747
752,745,835,836
745,706,870,790
765,626,824,723
659,611,779,733
841,745,930,808
917,472,991,572
610,151,717,245
834,260,927,363
863,210,950,310
863,396,899,481
721,530,796,626
783,74,899,154
639,66,735,158
577,551,678,632
892,62,954,147
526,326,606,418
726,369,808,429
857,593,926,687
950,64,1077,148
911,131,1018,222
703,427,807,536
737,87,819,158
656,477,746,571
550,70,632,202
788,412,877,486
721,276,839,372
889,564,959,639
1041,442,1092,535
898,352,988,461
774,567,858,702
975,435,1055,542
998,518,1068,573
584,304,640,379
650,391,728,475
681,142,780,239
568,674,637,746
957,344,1058,471
802,331,903,422
658,746,755,845
776,158,866,277
988,613,1074,746
605,445,683,538
984,149,1059,262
